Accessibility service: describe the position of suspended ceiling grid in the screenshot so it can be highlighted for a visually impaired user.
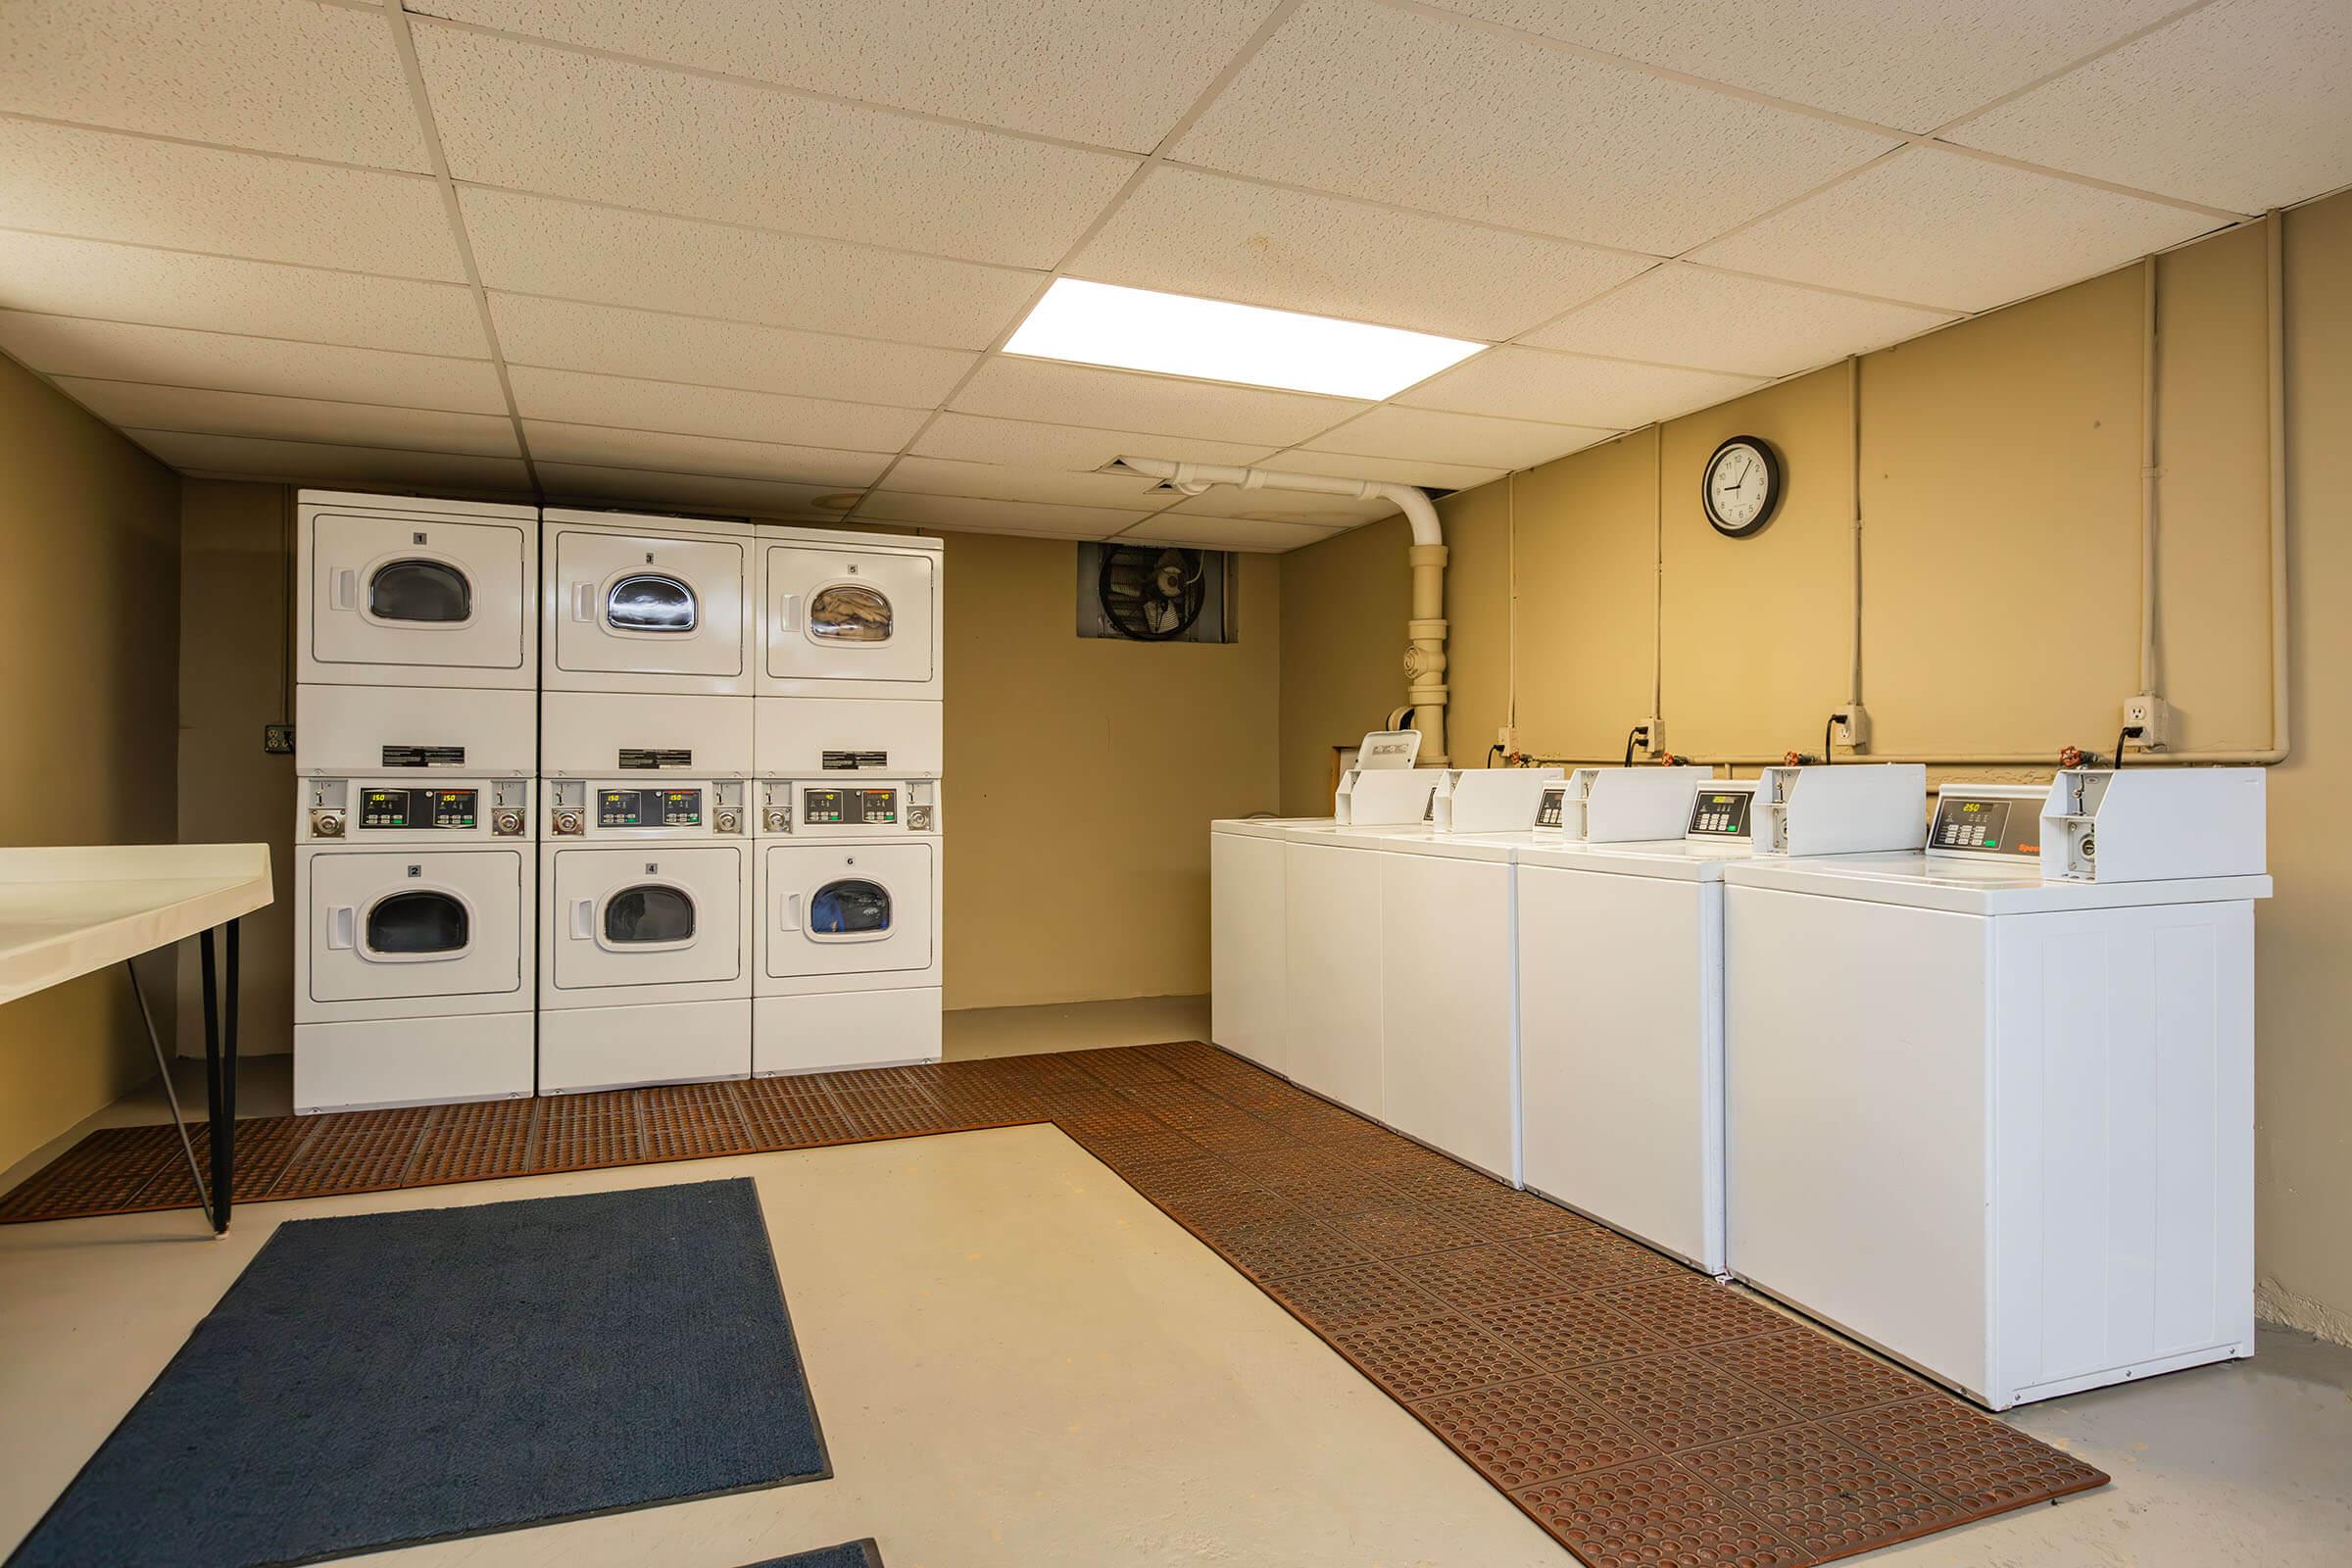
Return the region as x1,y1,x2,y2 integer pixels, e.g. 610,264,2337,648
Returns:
1,0,2345,551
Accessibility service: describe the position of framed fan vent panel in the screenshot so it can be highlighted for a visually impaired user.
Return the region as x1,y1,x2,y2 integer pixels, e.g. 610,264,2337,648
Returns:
1075,544,1235,644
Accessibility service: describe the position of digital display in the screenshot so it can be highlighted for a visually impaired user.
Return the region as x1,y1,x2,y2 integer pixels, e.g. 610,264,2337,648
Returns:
1932,796,2035,856
1688,790,1752,838
598,789,644,828
804,788,898,825
661,789,703,826
361,789,411,829
360,787,477,829
1535,787,1566,829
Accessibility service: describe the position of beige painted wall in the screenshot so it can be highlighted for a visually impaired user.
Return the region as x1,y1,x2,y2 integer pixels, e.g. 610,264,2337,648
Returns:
172,486,1281,1033
0,357,182,1170
1278,193,2351,1339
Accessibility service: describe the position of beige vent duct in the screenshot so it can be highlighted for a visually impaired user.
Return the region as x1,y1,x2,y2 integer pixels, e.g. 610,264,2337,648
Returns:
1105,457,1448,764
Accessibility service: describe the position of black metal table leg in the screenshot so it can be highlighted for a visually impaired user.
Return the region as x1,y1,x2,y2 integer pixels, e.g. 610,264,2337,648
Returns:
199,919,240,1235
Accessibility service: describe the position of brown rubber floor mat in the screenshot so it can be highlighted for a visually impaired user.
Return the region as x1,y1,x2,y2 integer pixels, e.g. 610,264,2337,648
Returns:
0,1042,2107,1564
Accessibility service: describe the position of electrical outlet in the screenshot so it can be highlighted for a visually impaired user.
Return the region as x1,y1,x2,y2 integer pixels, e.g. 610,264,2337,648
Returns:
1636,716,1664,758
1832,704,1871,753
1496,725,1515,753
2122,694,2172,751
263,723,295,756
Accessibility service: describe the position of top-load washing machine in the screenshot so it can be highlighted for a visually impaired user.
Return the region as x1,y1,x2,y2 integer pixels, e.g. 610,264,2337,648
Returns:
295,490,539,776
1722,768,2269,1408
754,526,944,779
540,508,756,778
1514,763,1925,1276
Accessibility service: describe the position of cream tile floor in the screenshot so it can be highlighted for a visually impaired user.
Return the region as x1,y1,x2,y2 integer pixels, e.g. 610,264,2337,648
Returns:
2,1096,2349,1565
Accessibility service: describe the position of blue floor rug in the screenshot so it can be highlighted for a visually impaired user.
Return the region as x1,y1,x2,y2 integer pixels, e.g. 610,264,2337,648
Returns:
7,1178,827,1568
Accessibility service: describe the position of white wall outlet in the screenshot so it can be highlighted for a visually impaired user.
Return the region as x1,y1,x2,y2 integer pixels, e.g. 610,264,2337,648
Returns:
1496,725,1516,753
1832,704,1871,753
2122,694,2173,751
1634,716,1664,758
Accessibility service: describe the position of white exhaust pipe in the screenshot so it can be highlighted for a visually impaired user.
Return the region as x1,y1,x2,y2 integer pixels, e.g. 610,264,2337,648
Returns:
1106,456,1448,764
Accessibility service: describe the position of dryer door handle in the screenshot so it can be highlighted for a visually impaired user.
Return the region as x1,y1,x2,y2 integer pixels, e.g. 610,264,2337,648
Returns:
774,593,801,635
569,898,594,939
327,906,356,950
777,891,802,932
332,569,358,612
570,582,596,622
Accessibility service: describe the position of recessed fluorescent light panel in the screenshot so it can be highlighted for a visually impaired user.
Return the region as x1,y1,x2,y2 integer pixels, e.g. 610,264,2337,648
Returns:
1004,278,1484,400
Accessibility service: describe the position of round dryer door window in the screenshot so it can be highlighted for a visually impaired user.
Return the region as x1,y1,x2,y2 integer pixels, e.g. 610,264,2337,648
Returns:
605,884,697,944
366,890,471,956
606,573,699,633
810,878,891,937
808,583,892,643
368,559,472,624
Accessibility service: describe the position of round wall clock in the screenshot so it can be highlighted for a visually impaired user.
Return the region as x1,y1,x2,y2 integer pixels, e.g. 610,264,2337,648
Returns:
1701,436,1783,538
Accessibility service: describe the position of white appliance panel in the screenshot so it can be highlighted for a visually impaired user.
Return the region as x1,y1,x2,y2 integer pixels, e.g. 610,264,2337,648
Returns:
548,844,745,993
1210,828,1287,1073
302,849,526,1009
296,684,536,777
539,998,750,1093
1378,851,1516,1181
540,691,755,779
755,697,943,778
295,1013,533,1113
760,541,940,698
547,520,751,693
301,495,534,687
1282,840,1382,1117
760,842,935,981
754,988,943,1076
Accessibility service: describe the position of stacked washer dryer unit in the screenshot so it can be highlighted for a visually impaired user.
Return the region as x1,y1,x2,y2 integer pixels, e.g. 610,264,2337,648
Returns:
1724,767,2268,1408
752,527,946,1075
291,491,539,1113
537,508,756,1093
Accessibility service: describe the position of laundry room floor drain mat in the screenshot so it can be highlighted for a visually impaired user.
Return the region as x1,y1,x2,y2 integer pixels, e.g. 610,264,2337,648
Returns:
0,1043,2107,1566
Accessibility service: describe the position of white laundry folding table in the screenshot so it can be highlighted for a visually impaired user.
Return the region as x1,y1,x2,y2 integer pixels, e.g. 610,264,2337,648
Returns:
0,843,273,1234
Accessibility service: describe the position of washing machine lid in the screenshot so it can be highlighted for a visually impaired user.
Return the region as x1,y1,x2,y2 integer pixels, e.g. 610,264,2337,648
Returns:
1210,816,1325,840
1331,829,1514,863
1525,837,1744,880
1721,852,2272,912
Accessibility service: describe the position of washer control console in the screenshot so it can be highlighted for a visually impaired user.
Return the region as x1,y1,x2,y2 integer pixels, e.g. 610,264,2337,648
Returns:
757,778,940,837
301,778,532,842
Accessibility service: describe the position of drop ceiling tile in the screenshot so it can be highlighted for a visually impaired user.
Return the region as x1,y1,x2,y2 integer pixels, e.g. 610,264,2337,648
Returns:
459,188,1040,351
0,313,508,414
414,23,1138,269
1689,146,2224,313
879,456,1171,510
1074,166,1645,339
908,413,1279,470
853,491,1151,535
0,231,489,357
1174,0,1896,255
1948,0,2352,214
124,429,530,493
521,422,889,489
1162,486,1398,524
1118,515,1344,553
1436,1,2184,133
487,293,974,407
1398,346,1764,428
1304,405,1617,469
0,121,465,281
505,366,924,452
535,462,842,518
0,0,428,170
415,0,1282,152
1521,264,1960,376
57,379,519,456
954,359,1366,447
1260,449,1507,492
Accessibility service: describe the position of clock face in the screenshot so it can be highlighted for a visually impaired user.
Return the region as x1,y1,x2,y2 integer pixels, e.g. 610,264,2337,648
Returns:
1703,437,1782,537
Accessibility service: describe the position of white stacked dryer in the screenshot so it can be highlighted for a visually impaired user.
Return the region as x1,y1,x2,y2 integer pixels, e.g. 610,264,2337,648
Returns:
753,777,943,1074
539,776,752,1092
293,491,540,1112
539,508,758,1090
752,526,945,1075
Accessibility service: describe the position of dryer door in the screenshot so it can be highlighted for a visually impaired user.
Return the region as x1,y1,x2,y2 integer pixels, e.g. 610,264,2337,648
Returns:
552,845,743,991
763,842,934,979
308,850,525,1004
552,527,749,683
308,509,529,674
761,543,937,694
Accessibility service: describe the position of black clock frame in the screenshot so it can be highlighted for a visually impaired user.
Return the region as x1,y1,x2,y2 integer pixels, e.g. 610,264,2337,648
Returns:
1701,435,1784,538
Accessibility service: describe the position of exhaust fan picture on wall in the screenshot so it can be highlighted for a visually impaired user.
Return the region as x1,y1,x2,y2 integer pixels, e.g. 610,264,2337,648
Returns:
1077,543,1234,644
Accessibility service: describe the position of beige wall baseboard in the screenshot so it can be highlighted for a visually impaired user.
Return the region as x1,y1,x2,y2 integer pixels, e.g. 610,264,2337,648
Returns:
944,995,1209,1061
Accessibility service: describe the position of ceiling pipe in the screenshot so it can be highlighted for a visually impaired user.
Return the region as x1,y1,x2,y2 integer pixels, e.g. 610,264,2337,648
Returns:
1107,456,1451,764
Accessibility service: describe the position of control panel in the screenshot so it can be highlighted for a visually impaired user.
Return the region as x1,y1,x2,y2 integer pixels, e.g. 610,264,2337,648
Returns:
545,778,743,838
1687,786,1754,840
303,778,530,842
1534,784,1567,830
1929,786,2044,858
759,777,938,837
